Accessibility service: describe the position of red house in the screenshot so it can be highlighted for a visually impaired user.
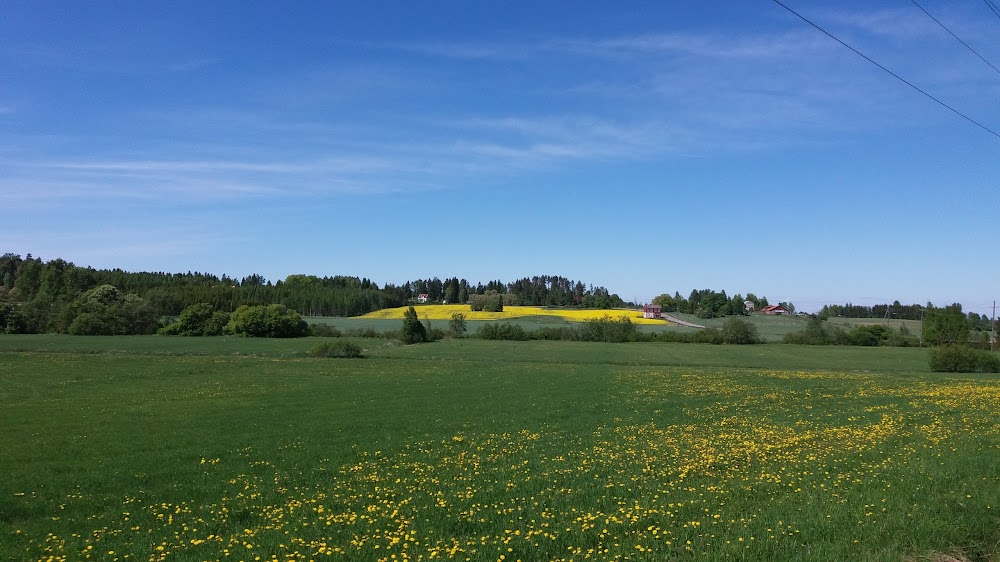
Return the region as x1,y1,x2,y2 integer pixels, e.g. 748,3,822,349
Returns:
643,304,662,319
760,305,790,315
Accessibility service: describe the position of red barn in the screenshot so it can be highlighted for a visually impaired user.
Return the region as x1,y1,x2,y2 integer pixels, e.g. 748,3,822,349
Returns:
760,305,790,315
643,304,662,319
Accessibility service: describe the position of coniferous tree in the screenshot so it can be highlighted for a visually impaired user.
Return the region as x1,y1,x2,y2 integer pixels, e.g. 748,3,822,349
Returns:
400,306,426,344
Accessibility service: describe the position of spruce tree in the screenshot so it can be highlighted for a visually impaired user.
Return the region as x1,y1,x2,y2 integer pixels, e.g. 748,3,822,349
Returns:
401,305,426,344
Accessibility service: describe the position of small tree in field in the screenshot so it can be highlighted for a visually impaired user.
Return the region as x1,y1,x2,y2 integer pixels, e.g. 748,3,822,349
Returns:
721,317,761,344
401,306,427,344
449,312,467,338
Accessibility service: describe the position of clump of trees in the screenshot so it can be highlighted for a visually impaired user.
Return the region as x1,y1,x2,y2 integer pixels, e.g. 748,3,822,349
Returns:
159,303,230,336
469,291,504,312
226,304,309,338
651,290,783,319
408,275,629,308
0,291,27,334
919,304,999,372
783,318,918,347
921,305,970,346
928,346,999,373
63,285,159,336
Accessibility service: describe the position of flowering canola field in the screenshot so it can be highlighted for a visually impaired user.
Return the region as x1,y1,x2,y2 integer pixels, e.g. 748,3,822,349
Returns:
3,346,1000,562
358,305,670,325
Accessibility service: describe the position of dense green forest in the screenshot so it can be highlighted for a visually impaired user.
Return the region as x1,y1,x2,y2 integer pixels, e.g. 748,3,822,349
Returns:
0,254,630,334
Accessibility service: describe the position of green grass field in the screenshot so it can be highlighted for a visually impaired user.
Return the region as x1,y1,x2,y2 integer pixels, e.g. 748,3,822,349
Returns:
2,336,998,561
825,316,923,334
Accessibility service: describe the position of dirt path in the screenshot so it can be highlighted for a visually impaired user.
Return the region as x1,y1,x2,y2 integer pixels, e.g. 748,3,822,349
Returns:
662,314,706,329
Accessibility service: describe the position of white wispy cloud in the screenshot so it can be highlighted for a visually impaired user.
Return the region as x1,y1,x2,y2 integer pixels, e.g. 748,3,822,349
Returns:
6,4,995,215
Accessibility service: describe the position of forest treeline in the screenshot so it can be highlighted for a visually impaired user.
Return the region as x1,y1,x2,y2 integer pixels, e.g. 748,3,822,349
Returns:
818,302,992,330
0,254,629,333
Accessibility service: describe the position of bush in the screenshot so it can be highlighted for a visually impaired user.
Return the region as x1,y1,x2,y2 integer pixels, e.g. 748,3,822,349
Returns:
478,322,528,341
579,315,637,343
308,340,363,358
694,328,724,345
533,326,580,341
162,303,232,336
721,318,761,344
203,311,230,336
425,326,446,342
783,318,833,345
344,327,382,338
226,304,309,338
783,319,919,348
928,345,1000,373
309,323,342,337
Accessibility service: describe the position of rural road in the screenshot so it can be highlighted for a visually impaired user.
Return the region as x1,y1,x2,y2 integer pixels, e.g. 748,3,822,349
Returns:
662,314,705,328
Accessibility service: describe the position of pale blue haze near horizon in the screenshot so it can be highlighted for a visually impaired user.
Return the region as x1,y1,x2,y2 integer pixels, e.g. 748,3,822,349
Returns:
2,1,998,313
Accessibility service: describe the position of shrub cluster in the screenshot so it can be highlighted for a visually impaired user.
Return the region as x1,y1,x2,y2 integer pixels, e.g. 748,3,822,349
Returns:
783,319,918,347
928,345,1000,373
308,323,342,337
308,340,364,358
226,304,309,338
160,303,230,336
479,322,530,341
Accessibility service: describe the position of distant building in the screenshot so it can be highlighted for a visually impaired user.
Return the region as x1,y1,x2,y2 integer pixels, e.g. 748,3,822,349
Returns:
643,304,662,319
744,300,756,313
416,293,429,303
760,305,790,315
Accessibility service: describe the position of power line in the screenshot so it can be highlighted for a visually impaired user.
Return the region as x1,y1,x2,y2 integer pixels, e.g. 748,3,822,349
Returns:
911,0,1000,77
771,0,1000,141
983,0,1000,23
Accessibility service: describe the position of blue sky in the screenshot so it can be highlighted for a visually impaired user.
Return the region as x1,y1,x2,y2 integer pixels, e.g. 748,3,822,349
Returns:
3,1,999,313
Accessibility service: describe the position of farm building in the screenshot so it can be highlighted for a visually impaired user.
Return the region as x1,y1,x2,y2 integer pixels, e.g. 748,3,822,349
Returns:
760,305,790,315
416,293,429,303
643,304,662,319
744,299,755,313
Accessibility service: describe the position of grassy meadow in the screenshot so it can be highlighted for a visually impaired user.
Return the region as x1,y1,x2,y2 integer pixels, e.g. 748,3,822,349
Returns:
2,336,999,561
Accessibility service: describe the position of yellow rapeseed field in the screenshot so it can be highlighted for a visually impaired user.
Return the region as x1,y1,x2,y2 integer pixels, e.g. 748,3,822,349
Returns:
358,305,671,325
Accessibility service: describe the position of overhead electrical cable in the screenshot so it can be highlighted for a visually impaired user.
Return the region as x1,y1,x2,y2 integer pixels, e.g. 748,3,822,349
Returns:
771,0,1000,140
983,0,1000,23
911,0,1000,76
